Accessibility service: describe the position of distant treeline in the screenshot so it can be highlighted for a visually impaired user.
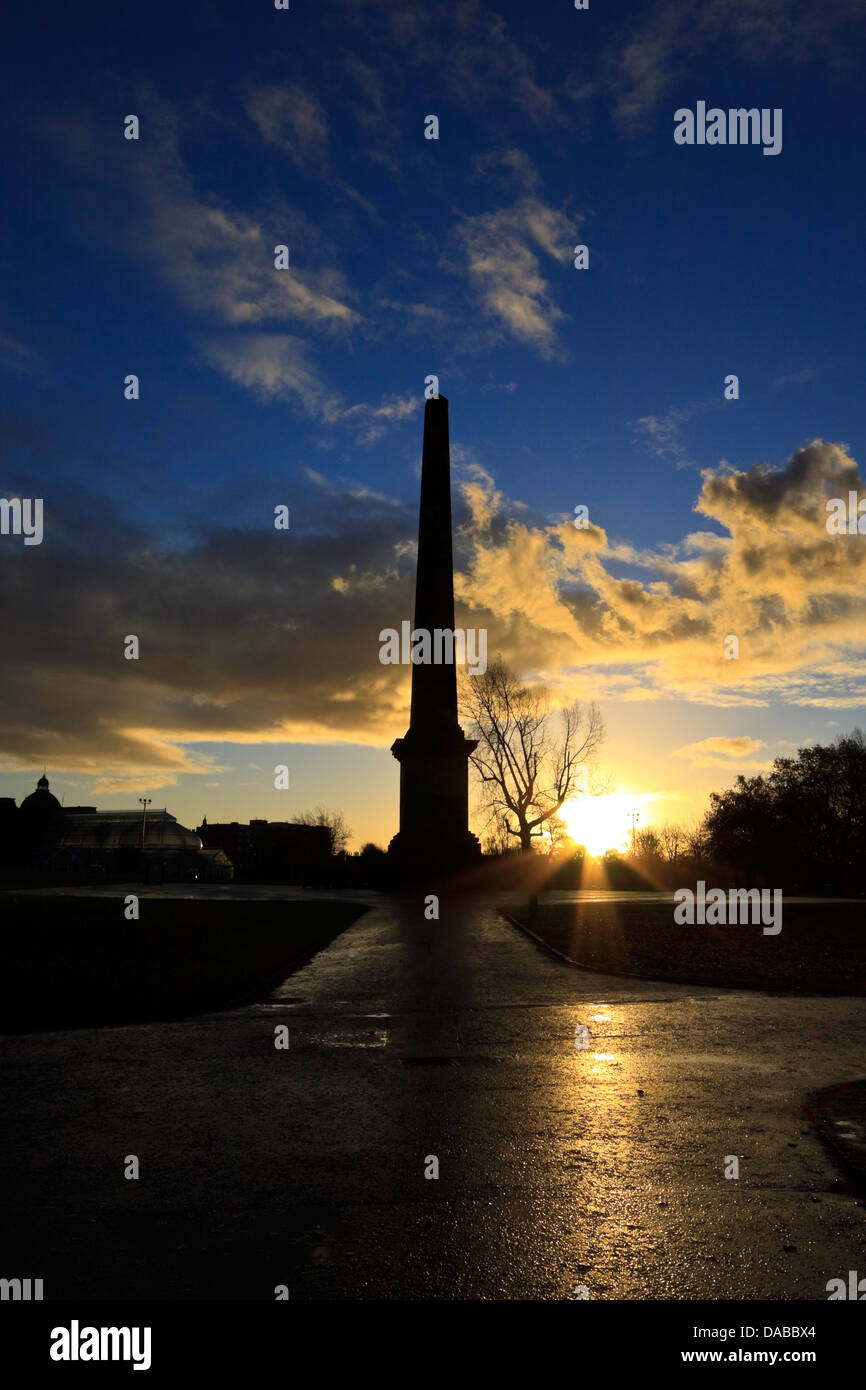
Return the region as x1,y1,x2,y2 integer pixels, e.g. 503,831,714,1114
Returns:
548,732,866,895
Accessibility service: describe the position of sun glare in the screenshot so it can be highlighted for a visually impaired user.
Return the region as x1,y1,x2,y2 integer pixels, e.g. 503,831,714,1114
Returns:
560,792,640,857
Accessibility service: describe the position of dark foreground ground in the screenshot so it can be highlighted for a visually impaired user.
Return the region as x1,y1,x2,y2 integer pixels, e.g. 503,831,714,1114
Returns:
507,900,866,994
2,893,866,1299
0,896,369,1030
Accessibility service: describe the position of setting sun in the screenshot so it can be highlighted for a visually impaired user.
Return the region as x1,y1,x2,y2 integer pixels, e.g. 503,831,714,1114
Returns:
560,792,642,857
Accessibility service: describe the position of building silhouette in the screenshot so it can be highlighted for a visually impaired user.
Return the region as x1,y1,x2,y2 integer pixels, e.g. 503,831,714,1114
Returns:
2,774,232,882
196,818,331,883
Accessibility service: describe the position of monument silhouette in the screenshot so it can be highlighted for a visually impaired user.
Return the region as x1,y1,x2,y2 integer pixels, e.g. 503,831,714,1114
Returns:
388,395,481,878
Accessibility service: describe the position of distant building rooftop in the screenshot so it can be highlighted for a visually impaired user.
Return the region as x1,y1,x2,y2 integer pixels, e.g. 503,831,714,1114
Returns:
61,809,203,852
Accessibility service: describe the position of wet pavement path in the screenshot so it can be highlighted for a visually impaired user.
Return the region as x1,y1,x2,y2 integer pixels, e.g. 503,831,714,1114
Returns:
3,895,866,1299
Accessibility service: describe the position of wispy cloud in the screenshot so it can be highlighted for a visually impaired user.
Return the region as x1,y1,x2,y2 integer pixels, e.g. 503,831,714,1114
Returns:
245,82,329,168
199,332,419,442
443,4,565,126
351,0,564,126
0,331,37,363
198,333,344,417
0,331,41,378
610,0,866,128
451,191,576,357
339,392,419,444
245,79,379,216
41,92,359,335
632,399,719,468
772,366,818,392
139,168,357,332
673,735,770,770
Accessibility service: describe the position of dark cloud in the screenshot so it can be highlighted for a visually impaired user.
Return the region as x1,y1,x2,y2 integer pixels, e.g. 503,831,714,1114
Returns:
0,473,422,774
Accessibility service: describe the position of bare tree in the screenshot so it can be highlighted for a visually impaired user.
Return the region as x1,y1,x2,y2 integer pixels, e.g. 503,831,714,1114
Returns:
542,812,572,854
460,658,604,854
631,826,662,859
682,817,711,861
657,821,682,864
482,814,516,857
297,806,351,854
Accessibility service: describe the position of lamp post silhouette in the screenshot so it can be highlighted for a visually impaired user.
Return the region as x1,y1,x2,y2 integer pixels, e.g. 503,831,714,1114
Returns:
138,798,152,852
630,809,640,853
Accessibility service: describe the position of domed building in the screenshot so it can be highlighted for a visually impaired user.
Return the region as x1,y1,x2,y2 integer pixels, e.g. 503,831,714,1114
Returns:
9,774,233,883
17,772,65,868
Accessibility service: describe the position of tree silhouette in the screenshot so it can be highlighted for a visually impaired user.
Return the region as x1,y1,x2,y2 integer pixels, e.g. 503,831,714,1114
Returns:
296,806,351,854
704,731,866,892
460,658,604,854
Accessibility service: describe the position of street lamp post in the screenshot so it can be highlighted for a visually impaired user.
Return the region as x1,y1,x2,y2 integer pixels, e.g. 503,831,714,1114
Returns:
138,798,152,852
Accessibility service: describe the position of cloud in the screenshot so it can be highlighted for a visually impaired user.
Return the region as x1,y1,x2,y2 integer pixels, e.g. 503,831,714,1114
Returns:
347,0,563,126
41,93,358,338
199,333,419,440
4,437,866,791
0,472,421,781
451,194,576,357
342,52,387,129
245,83,329,167
610,0,866,128
376,299,451,331
338,392,420,445
91,767,220,796
452,437,866,709
0,331,37,364
681,736,765,757
141,176,357,332
444,4,564,125
673,736,770,770
632,399,719,468
245,79,378,215
471,149,542,197
479,379,518,395
772,366,818,392
198,334,344,417
0,331,42,380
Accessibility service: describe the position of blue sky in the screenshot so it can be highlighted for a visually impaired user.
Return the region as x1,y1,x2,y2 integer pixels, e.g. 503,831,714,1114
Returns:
2,0,866,849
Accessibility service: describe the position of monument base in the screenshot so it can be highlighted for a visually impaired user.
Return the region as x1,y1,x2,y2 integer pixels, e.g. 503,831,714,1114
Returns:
387,828,482,884
389,723,481,883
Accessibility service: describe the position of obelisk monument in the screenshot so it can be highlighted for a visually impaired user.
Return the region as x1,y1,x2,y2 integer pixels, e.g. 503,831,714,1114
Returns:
388,395,481,877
